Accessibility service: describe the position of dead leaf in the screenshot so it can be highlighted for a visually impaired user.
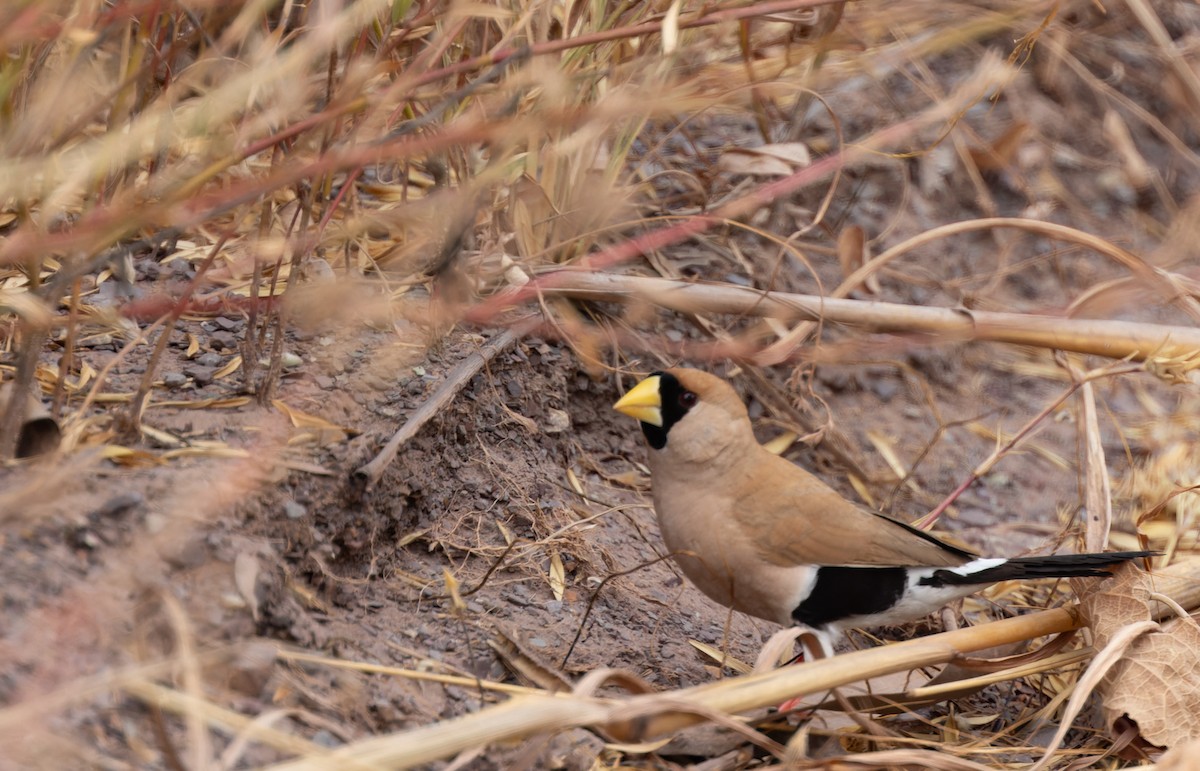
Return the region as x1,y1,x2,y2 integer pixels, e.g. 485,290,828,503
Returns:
214,355,243,380
717,142,811,177
139,424,184,447
489,625,572,692
689,640,752,675
509,174,557,261
1080,563,1200,751
661,0,682,54
760,431,797,456
1078,380,1111,553
1103,110,1152,190
101,445,163,467
443,569,466,613
153,396,252,409
565,468,584,496
234,552,261,622
968,121,1029,172
1158,739,1200,770
867,430,921,494
272,399,353,444
548,552,566,601
836,225,880,294
396,529,427,548
160,445,250,460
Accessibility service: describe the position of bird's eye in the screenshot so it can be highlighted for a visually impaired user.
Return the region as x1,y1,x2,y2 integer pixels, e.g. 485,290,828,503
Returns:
679,391,697,409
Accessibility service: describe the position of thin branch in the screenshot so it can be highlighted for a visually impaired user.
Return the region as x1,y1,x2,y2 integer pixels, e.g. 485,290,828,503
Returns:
539,271,1200,364
355,316,538,486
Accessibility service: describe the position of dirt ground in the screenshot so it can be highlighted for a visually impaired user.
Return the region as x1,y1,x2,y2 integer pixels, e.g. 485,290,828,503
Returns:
3,3,1200,769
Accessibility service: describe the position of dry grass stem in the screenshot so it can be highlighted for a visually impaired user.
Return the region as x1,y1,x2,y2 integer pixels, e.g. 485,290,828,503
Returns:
545,271,1200,363
263,556,1200,771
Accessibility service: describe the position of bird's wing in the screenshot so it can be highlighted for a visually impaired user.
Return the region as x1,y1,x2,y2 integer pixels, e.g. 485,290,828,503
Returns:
735,449,972,568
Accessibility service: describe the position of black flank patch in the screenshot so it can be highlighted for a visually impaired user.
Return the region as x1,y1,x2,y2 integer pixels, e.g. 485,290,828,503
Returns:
641,371,693,450
793,566,908,629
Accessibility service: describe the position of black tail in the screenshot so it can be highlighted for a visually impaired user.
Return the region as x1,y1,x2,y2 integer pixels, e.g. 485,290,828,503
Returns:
921,551,1157,588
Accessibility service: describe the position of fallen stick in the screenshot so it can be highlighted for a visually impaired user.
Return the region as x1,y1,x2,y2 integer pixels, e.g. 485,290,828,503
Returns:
355,316,538,486
542,271,1200,364
262,558,1200,771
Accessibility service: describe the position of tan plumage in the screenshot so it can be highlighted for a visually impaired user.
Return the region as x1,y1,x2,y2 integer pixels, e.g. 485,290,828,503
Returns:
614,368,1153,636
616,368,967,625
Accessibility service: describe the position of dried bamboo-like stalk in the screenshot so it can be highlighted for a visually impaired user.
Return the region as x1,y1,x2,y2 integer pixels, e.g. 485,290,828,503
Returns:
263,558,1200,771
544,271,1200,364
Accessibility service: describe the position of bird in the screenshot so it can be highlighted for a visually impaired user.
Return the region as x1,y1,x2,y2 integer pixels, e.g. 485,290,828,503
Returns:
612,367,1156,656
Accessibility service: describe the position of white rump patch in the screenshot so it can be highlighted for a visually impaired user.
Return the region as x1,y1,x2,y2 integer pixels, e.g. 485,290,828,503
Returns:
946,557,1006,578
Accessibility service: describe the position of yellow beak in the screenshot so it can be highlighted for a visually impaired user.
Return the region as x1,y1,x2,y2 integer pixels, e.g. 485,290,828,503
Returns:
612,375,663,427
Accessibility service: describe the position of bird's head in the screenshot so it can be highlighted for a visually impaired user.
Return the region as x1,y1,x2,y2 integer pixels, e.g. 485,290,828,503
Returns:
613,368,754,460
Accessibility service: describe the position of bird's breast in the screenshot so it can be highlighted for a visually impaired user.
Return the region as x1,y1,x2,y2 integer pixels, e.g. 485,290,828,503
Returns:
652,484,815,626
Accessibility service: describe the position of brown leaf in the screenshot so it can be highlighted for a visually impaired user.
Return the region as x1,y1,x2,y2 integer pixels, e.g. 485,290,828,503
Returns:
967,121,1029,172
1080,562,1200,750
489,624,572,693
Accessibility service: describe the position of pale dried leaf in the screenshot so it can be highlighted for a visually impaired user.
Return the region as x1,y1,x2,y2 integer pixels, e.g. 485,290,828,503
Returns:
689,640,752,675
717,143,810,177
548,552,566,602
760,431,797,456
510,175,556,261
867,430,920,493
443,569,466,613
1081,563,1200,750
847,473,876,508
566,468,584,496
160,445,250,460
214,355,243,380
837,224,864,274
272,399,352,444
234,552,261,622
1103,110,1152,189
661,0,682,55
1158,738,1200,770
1079,380,1111,552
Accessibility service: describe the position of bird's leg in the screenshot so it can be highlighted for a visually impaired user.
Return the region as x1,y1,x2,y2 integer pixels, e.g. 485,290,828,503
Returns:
775,628,833,716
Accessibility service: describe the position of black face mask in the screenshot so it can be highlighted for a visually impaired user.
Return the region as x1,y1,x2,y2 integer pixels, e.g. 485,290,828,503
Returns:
641,371,696,450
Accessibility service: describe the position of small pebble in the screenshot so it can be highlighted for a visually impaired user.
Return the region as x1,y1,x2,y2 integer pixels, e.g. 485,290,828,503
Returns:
196,352,222,367
162,372,188,389
283,500,307,520
91,492,145,519
314,375,336,390
869,379,900,402
215,316,242,331
183,365,216,386
210,330,238,351
544,600,563,614
311,731,341,749
543,408,570,434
